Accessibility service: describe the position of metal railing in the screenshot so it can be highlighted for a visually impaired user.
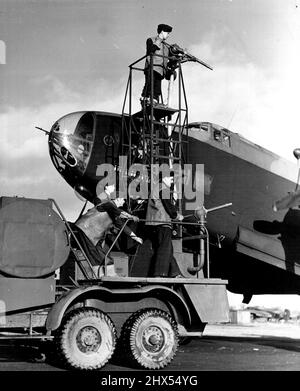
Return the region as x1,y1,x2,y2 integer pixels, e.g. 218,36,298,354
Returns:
102,216,211,279
51,197,232,281
50,198,98,280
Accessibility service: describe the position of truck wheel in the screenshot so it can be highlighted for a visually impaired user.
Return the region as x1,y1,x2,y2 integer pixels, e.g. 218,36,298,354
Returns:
121,308,178,369
55,308,116,370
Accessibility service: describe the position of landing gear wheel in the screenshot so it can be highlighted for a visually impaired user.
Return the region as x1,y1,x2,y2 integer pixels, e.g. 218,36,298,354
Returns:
55,308,116,370
121,308,178,369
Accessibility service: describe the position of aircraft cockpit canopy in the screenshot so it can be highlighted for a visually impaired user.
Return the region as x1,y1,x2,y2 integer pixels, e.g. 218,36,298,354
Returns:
188,122,231,148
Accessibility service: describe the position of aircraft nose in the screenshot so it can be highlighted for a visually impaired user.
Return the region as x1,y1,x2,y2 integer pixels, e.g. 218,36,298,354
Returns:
48,111,95,174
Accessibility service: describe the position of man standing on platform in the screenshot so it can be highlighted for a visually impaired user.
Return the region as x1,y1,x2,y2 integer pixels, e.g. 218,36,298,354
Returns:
141,23,173,106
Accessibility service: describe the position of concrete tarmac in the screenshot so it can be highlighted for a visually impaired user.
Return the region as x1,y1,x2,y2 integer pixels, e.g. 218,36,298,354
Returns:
0,321,299,371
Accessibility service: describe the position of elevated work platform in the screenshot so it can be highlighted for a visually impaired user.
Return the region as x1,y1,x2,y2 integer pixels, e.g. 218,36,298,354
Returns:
132,105,179,121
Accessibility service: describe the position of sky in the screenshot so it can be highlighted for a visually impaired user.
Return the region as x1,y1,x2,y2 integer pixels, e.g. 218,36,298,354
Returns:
1,0,300,311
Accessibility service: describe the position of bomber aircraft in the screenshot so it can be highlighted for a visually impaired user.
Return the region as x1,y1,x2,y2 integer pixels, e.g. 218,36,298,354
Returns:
41,42,300,304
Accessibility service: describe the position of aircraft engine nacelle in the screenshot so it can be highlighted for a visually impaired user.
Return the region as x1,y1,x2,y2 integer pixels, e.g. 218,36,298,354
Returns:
48,111,123,202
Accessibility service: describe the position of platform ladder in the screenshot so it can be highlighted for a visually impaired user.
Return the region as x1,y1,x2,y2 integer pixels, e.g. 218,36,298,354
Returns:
121,52,190,218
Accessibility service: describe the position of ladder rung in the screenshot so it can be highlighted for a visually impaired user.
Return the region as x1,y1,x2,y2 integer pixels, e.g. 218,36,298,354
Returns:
151,121,182,127
155,155,182,160
156,139,181,143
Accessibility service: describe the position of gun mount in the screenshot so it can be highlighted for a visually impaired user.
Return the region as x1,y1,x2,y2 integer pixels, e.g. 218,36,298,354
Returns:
164,42,213,71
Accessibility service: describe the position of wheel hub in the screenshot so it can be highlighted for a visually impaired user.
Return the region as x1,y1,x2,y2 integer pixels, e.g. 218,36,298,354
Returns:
76,326,102,353
142,326,164,353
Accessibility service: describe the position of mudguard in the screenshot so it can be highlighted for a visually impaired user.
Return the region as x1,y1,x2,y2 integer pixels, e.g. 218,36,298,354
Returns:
46,284,191,331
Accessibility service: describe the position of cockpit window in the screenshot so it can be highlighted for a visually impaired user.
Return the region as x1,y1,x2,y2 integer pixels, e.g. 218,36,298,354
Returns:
188,122,209,132
188,122,231,147
223,132,231,147
199,124,209,132
212,126,231,147
213,130,222,141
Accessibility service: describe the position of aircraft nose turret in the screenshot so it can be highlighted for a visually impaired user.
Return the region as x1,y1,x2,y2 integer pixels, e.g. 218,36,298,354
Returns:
48,111,97,200
48,111,95,174
48,111,122,202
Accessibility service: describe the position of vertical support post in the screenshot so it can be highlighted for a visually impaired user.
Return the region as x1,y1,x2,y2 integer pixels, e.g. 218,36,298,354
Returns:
121,76,130,158
29,312,33,336
128,67,132,170
177,65,183,237
167,74,174,169
180,67,189,165
206,227,210,278
150,54,154,166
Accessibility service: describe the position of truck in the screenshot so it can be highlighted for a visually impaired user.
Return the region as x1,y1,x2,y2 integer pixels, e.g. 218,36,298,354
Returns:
0,195,229,370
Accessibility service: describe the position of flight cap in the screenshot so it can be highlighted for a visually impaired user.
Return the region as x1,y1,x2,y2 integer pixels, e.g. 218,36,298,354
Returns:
157,24,173,33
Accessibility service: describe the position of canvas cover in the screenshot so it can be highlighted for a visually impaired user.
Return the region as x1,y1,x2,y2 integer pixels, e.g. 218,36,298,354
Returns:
0,197,70,278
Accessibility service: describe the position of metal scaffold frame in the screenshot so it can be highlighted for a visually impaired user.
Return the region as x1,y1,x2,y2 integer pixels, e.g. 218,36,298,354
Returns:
121,53,189,167
120,52,190,217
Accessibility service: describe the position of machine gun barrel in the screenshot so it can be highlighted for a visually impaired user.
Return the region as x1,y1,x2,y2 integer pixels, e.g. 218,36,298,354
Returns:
165,42,213,70
35,126,50,135
188,55,213,70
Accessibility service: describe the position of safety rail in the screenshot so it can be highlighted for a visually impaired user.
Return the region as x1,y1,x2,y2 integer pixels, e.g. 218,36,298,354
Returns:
102,215,213,279
139,217,210,278
121,52,189,167
51,197,231,281
49,198,98,281
103,218,130,275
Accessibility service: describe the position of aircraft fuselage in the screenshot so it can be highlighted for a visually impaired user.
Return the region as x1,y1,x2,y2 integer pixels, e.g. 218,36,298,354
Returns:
48,111,300,297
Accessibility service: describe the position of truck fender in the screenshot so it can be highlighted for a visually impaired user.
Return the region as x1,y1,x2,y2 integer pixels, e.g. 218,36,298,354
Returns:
46,284,191,331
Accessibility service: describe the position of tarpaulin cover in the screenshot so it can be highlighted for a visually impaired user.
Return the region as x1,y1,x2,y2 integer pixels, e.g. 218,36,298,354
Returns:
0,197,70,278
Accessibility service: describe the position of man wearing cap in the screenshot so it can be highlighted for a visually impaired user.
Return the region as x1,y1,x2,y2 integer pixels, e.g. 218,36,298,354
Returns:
141,23,173,106
146,175,184,277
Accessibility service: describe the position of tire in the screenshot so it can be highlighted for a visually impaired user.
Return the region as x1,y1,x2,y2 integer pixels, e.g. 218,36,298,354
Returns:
121,308,178,369
55,307,116,370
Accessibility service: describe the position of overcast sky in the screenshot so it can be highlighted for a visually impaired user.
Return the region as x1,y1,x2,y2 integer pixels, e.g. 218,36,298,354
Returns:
1,0,300,310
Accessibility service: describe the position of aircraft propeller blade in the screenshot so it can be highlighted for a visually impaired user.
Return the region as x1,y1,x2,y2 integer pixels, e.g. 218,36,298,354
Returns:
274,148,300,210
293,148,300,191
